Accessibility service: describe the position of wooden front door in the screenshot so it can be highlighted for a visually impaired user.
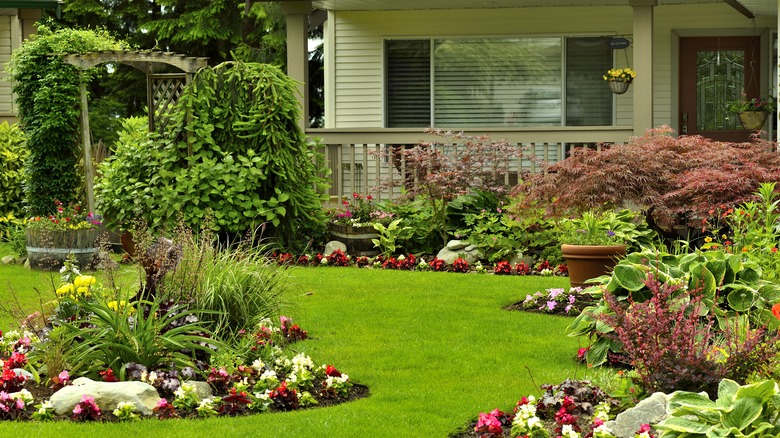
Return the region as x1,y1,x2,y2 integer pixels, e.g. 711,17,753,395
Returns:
679,36,761,142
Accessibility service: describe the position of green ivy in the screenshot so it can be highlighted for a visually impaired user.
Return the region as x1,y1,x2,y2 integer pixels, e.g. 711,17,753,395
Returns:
0,122,27,214
97,61,329,250
7,23,128,215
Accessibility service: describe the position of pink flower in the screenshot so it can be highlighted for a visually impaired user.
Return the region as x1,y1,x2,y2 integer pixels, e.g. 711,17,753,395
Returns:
156,398,169,408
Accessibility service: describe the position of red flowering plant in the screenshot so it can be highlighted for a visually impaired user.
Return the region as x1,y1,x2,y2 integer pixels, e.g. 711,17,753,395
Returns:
71,394,102,421
429,258,447,271
494,260,512,275
452,257,470,273
26,200,102,231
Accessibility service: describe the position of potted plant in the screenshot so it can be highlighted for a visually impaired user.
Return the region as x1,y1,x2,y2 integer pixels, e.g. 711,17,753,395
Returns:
558,210,638,288
727,94,776,130
328,193,392,256
603,67,636,94
25,200,102,270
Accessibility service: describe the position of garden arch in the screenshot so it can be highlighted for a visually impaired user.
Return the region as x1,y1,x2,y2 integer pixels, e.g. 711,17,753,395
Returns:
62,50,208,212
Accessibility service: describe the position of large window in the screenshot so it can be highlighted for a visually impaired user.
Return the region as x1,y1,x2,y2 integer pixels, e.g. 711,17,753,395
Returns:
385,36,613,128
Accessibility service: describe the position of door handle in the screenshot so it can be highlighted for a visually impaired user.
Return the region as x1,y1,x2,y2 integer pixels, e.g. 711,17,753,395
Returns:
681,113,688,135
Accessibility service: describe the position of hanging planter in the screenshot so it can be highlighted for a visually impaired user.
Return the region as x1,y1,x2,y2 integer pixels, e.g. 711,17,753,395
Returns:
603,68,636,95
607,79,631,95
737,111,768,131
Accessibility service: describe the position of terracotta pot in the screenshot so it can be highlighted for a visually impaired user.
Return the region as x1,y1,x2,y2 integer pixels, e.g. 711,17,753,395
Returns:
25,228,99,271
737,111,767,131
120,231,136,257
561,244,626,288
327,222,379,256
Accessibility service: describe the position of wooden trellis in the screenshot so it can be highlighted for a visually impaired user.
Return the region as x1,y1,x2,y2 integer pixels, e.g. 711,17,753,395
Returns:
62,50,208,213
149,73,186,133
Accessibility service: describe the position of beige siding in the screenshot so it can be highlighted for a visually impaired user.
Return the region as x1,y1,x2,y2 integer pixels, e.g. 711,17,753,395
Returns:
328,4,776,131
0,15,13,116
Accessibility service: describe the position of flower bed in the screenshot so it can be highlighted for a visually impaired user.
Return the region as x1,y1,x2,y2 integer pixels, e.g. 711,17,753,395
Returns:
0,316,367,422
271,249,567,276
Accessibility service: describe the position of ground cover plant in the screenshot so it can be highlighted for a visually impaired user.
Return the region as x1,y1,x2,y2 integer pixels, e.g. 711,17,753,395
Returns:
0,262,582,436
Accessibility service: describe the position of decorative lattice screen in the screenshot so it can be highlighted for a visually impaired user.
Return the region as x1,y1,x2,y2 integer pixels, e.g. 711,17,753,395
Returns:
149,73,186,133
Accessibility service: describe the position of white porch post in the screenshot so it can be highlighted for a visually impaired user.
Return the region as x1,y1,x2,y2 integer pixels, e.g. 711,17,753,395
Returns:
281,1,311,130
630,0,656,137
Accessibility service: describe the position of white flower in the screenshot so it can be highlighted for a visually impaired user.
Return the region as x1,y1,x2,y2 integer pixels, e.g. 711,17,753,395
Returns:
251,358,265,372
526,416,541,429
560,424,581,438
398,254,405,261
291,353,315,372
198,398,215,408
260,369,277,381
11,389,33,404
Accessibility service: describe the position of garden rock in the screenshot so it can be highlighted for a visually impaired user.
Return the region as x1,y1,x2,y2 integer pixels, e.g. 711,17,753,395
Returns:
605,392,669,437
50,377,161,416
436,240,482,265
324,240,347,255
187,381,213,400
12,368,32,380
1,255,15,265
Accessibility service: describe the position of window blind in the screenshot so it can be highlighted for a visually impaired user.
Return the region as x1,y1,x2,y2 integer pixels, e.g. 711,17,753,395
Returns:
386,40,431,128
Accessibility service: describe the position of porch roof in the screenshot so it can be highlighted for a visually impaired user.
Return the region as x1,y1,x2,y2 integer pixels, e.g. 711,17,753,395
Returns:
275,0,775,17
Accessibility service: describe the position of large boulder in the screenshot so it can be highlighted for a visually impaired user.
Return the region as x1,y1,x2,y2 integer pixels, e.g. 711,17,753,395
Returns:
50,377,161,416
435,240,481,264
605,392,669,438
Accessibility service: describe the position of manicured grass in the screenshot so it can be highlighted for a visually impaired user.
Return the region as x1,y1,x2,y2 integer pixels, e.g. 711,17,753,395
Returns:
0,265,587,437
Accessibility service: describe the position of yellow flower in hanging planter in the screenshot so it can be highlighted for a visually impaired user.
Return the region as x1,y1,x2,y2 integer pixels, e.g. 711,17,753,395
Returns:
603,67,637,82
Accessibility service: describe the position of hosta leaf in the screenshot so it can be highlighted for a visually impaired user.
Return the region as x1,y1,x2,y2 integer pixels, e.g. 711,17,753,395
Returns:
613,264,646,291
727,287,758,312
735,380,779,404
717,379,740,407
721,397,762,431
657,416,712,434
669,392,718,411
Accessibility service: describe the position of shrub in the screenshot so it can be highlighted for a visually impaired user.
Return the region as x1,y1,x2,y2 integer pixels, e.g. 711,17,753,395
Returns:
96,61,329,250
8,24,128,215
599,276,780,396
380,129,528,246
0,123,27,214
525,126,780,239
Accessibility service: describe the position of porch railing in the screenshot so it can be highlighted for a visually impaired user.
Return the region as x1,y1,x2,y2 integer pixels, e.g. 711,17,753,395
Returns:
305,126,634,203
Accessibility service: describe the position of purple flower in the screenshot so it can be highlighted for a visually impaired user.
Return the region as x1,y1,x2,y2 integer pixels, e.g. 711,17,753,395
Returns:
606,230,616,237
565,304,573,313
547,288,564,299
546,301,557,311
568,295,576,304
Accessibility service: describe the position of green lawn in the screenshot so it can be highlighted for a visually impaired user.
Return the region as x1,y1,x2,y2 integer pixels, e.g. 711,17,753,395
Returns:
0,265,587,437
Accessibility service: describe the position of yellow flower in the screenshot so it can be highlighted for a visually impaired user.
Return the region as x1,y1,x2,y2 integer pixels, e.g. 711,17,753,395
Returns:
77,286,90,297
74,275,96,288
107,301,134,314
55,283,74,297
704,236,713,243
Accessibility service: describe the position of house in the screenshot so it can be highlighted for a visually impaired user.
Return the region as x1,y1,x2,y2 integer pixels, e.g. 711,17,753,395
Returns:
270,1,779,198
0,0,61,123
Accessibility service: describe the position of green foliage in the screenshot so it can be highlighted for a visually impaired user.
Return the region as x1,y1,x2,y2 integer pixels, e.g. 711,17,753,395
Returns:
569,248,780,366
8,24,128,215
0,123,27,214
381,198,441,254
58,297,220,378
371,219,410,257
459,209,529,263
705,182,780,282
96,61,329,249
557,209,658,249
158,227,292,340
445,189,500,231
656,379,780,438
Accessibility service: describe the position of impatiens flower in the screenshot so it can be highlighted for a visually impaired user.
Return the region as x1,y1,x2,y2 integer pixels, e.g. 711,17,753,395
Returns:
546,301,557,311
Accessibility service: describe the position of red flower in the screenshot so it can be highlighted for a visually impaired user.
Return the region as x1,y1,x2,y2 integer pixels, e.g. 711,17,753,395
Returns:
772,303,780,321
325,365,342,377
100,368,118,382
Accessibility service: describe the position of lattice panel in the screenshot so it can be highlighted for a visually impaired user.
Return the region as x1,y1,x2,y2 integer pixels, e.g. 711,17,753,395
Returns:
150,74,186,133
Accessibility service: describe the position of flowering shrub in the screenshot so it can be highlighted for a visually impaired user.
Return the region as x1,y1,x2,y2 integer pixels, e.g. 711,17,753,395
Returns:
521,287,584,315
325,249,350,266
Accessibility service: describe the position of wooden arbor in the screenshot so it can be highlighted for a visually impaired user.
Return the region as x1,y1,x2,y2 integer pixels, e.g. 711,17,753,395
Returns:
62,50,208,213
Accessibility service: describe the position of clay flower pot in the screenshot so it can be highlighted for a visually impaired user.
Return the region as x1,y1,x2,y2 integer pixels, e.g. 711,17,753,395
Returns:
561,244,626,288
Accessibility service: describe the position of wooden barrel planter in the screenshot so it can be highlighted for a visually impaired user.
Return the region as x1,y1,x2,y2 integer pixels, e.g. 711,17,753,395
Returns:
561,244,626,288
25,228,99,270
327,223,379,256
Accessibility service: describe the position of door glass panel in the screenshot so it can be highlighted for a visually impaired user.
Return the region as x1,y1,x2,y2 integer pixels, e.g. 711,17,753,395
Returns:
696,50,743,130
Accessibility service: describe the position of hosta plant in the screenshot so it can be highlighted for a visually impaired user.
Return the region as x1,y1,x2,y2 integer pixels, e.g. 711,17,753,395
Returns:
655,379,780,438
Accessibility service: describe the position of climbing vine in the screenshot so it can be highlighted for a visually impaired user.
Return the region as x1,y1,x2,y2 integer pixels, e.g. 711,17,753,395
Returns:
7,24,127,215
97,61,329,250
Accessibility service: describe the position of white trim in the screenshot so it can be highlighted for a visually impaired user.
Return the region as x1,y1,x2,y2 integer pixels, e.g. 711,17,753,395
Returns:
325,11,336,128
